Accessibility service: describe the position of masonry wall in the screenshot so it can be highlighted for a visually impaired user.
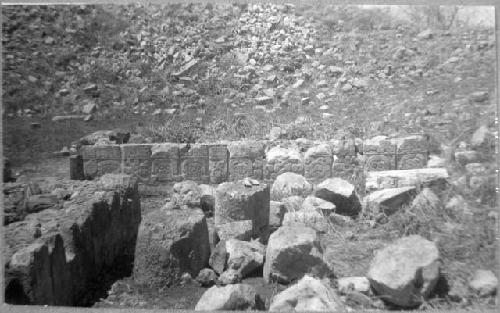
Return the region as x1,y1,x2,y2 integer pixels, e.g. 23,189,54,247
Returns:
78,136,430,192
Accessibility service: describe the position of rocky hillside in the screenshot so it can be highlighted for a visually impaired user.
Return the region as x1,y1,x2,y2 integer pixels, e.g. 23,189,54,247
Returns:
2,3,496,163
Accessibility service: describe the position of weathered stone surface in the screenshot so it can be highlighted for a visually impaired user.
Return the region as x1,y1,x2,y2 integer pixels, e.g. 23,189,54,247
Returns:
271,172,312,201
263,226,330,284
282,210,328,233
226,239,265,278
150,143,180,182
265,146,303,180
171,180,202,208
25,194,60,213
219,269,242,285
469,269,498,297
69,155,84,180
196,268,217,287
455,150,481,166
365,168,449,191
269,201,286,232
194,284,263,310
199,184,216,216
304,144,333,181
282,195,305,213
4,175,141,306
367,235,441,308
121,144,152,181
363,136,396,171
227,141,265,181
393,135,429,170
302,195,336,214
179,144,209,183
216,220,253,241
411,188,441,211
331,139,358,179
215,181,270,240
208,145,228,184
315,178,361,217
209,240,228,275
133,209,210,288
269,275,344,311
338,276,371,295
363,186,417,216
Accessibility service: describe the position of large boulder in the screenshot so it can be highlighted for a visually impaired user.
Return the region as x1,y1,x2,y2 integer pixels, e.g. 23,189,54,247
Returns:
269,275,345,311
194,284,264,310
225,239,265,278
133,209,210,288
367,235,441,308
315,178,361,217
4,175,141,306
215,180,270,240
209,239,265,279
271,172,312,201
263,226,331,284
363,186,417,216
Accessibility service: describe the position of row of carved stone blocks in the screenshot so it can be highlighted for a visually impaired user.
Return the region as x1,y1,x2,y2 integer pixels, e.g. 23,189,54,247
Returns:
79,135,429,185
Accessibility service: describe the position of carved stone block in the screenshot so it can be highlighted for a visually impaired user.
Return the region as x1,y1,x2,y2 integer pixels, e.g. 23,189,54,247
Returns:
304,144,333,181
394,135,429,169
83,159,97,178
264,146,303,180
332,154,358,180
208,145,228,184
397,153,428,170
97,159,121,176
179,144,209,183
228,141,266,181
150,144,180,182
363,136,397,171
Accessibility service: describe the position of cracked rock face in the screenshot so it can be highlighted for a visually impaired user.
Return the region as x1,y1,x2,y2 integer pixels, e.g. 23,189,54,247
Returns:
4,174,141,306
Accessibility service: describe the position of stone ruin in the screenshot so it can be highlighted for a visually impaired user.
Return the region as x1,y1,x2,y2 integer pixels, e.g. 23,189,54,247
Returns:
4,174,141,306
4,134,459,309
72,134,432,193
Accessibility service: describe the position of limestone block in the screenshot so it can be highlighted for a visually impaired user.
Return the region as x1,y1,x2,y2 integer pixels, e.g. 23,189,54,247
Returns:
304,144,333,182
208,145,228,184
227,141,266,181
215,181,270,240
363,136,396,171
121,144,152,182
179,144,209,183
264,146,303,180
365,168,449,191
393,135,429,170
150,143,180,182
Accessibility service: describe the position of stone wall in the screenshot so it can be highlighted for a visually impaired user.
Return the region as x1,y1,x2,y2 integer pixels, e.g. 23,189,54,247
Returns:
76,136,429,193
4,174,141,306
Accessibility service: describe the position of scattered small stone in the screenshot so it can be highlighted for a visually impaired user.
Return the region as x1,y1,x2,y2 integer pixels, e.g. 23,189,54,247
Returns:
469,269,498,297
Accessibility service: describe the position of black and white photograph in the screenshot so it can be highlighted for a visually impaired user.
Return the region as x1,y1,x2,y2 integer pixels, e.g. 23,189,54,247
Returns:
1,1,498,312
